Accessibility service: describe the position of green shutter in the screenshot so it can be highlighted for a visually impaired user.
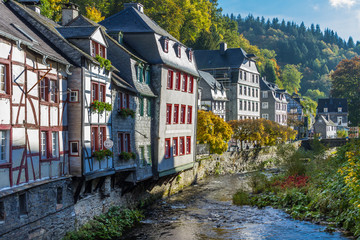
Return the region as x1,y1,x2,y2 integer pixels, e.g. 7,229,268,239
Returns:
145,69,151,84
147,98,151,116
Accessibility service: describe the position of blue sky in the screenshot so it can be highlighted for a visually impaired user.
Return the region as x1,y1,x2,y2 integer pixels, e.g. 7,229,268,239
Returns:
218,0,360,42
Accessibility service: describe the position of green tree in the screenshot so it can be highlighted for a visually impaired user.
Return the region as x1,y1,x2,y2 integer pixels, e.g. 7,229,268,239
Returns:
280,64,302,94
197,110,233,154
301,96,317,128
331,56,360,126
304,89,326,101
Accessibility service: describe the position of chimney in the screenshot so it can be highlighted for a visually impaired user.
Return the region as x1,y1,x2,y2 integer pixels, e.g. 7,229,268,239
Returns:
62,3,79,26
124,3,144,13
220,42,227,55
29,5,41,14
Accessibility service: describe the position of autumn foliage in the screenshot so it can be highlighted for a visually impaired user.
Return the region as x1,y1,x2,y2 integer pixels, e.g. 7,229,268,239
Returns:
273,175,309,189
197,110,233,154
85,6,105,23
229,118,297,148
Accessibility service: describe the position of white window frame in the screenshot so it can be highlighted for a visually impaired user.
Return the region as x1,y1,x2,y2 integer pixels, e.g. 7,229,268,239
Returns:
41,131,47,159
262,102,269,109
69,90,79,102
337,116,343,125
70,141,79,156
324,108,328,113
52,132,58,158
0,130,9,162
0,64,6,93
338,107,342,112
262,91,268,98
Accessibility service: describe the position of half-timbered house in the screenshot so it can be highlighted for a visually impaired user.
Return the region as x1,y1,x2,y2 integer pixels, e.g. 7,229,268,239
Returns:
7,0,114,199
0,2,75,238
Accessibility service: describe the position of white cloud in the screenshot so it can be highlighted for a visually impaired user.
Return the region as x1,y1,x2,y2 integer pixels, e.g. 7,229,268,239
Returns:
313,4,320,10
329,0,356,8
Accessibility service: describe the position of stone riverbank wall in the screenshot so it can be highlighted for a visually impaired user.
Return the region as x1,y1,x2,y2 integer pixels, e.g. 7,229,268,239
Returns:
0,143,300,240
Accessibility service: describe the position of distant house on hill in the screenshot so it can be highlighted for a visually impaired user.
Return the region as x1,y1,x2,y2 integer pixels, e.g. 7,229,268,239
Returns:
198,70,228,120
317,98,348,129
260,78,288,126
195,42,260,121
313,115,337,139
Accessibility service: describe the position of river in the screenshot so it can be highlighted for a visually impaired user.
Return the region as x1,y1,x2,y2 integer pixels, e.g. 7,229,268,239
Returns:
122,173,350,240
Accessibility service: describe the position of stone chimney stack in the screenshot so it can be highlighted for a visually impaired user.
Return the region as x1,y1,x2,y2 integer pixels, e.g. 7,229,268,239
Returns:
62,3,79,26
124,3,144,13
220,42,227,55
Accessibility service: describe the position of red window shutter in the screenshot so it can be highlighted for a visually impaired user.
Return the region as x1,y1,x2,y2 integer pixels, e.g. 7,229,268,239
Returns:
187,106,192,124
186,136,191,154
189,76,194,93
166,104,172,124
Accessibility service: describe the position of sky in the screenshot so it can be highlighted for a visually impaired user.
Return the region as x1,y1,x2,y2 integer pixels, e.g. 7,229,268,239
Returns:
218,0,360,42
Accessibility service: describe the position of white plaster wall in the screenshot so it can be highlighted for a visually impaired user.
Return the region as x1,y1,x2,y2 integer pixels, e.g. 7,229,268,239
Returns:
0,100,11,124
11,47,25,63
12,65,25,84
91,29,107,46
27,71,38,97
0,42,11,59
40,105,49,126
12,128,25,147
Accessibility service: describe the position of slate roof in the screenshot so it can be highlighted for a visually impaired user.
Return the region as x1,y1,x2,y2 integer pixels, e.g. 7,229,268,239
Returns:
195,48,245,69
56,26,98,39
7,0,102,67
317,98,348,113
66,15,146,62
0,2,69,65
100,7,178,42
112,71,137,94
317,115,336,126
199,70,224,91
260,78,282,92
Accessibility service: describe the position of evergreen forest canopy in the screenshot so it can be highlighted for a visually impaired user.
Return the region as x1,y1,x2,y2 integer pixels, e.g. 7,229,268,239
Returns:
39,0,358,101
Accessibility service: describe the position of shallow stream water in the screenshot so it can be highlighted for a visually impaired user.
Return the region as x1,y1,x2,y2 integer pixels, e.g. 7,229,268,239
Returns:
122,173,350,240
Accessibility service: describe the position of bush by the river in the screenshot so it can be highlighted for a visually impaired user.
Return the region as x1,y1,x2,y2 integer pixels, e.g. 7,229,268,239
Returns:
63,207,144,240
245,139,360,237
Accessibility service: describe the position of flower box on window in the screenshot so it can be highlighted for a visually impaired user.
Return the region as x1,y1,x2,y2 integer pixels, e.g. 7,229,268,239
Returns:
119,151,136,160
90,100,112,113
118,108,135,118
93,149,113,161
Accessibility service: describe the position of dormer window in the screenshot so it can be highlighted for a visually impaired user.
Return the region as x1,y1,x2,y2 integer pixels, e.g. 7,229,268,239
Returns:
187,48,193,62
91,40,106,58
324,108,328,113
161,37,169,53
338,107,342,112
177,45,181,58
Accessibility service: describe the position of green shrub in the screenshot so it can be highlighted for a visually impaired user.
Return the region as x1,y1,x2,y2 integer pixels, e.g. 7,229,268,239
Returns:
233,190,250,205
63,207,144,240
248,172,269,194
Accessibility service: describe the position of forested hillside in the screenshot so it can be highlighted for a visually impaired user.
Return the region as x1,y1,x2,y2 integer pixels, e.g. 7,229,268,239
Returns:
233,14,359,96
39,0,357,99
